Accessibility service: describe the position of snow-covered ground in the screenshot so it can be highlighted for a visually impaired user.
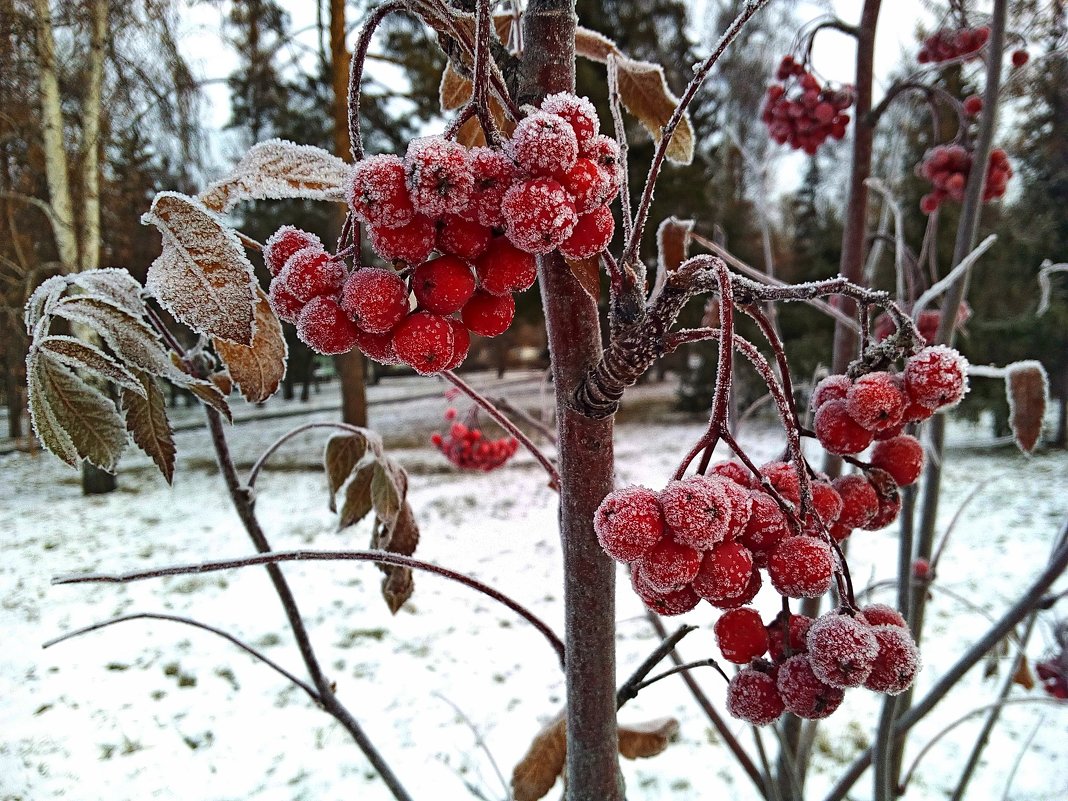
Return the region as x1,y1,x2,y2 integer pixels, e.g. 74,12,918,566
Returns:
1,373,1065,801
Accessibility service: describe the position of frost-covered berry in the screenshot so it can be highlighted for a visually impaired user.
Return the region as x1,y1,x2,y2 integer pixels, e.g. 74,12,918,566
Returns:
726,667,785,726
540,92,600,149
404,137,473,218
501,178,578,255
870,435,924,486
709,460,751,487
861,468,902,530
559,158,614,214
279,247,346,303
559,205,615,260
464,147,517,228
832,474,879,529
659,476,732,550
811,374,851,412
412,255,476,316
768,536,834,598
437,214,491,260
638,538,702,593
367,214,436,264
860,603,907,629
720,478,754,539
630,568,700,616
777,655,845,719
692,542,754,602
264,226,323,276
340,268,408,334
904,345,969,409
355,327,401,365
475,237,538,296
864,625,921,695
268,278,305,325
846,372,906,433
809,481,844,526
814,399,874,455
461,290,515,337
759,461,802,506
594,486,665,563
391,311,455,374
296,296,359,355
347,155,415,228
767,613,813,662
715,607,770,664
806,612,879,688
442,318,471,371
738,490,790,554
508,111,578,177
709,569,762,610
581,134,623,198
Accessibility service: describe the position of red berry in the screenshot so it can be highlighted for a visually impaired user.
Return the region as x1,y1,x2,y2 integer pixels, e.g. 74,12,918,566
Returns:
759,461,802,506
815,399,874,455
692,542,754,602
461,290,515,337
832,475,879,529
412,255,476,316
777,654,844,719
720,478,754,539
391,311,455,374
279,247,346,303
739,490,790,554
464,147,517,228
708,569,763,610
809,481,844,527
860,603,907,629
864,625,921,695
920,193,941,215
354,327,401,365
508,111,578,177
367,214,436,264
912,557,931,581
768,536,834,598
861,468,902,530
340,268,409,334
559,205,615,260
630,568,700,616
806,612,878,688
659,476,732,550
846,371,906,433
296,296,359,355
264,226,323,276
726,668,784,726
540,92,599,149
580,134,623,197
715,607,770,664
404,136,473,217
637,538,702,593
767,613,813,662
347,155,415,228
475,237,538,296
963,95,983,116
559,158,614,214
501,178,578,255
437,214,491,259
903,345,969,409
870,435,924,486
709,460,751,486
268,278,305,324
1011,49,1030,68
594,486,665,563
441,318,470,371
811,374,851,412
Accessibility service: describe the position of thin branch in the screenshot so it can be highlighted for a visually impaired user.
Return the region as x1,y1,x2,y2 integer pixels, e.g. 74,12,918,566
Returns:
247,420,370,489
432,691,509,800
633,659,730,692
911,234,997,319
616,624,698,708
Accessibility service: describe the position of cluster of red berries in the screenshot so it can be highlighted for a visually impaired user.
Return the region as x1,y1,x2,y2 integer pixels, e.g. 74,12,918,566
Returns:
917,144,1013,214
723,605,921,726
430,408,519,472
265,92,621,368
762,56,853,154
1037,659,1067,699
918,26,990,63
874,304,971,346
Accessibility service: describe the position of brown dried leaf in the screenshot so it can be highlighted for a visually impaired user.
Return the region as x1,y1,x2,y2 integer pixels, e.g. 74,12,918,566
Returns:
618,717,679,759
575,25,621,63
32,353,127,472
38,336,145,397
142,192,257,345
564,256,601,303
213,289,287,404
211,371,233,396
512,714,566,801
199,138,351,213
1013,655,1036,690
121,370,176,483
376,501,420,614
657,217,693,274
1006,360,1048,454
371,456,407,530
440,61,471,111
339,465,375,529
325,432,370,508
616,57,694,165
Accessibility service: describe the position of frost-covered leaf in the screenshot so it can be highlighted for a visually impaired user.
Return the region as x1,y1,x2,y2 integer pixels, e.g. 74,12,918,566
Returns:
211,371,233,397
616,57,693,165
512,713,566,801
440,61,471,111
1006,360,1048,454
30,352,127,472
69,268,146,317
37,336,145,397
213,289,287,404
564,256,601,303
370,456,407,530
618,717,678,759
142,192,257,344
26,352,79,467
326,431,371,511
24,275,67,334
653,217,694,300
375,501,419,614
199,139,352,213
575,25,621,63
339,465,375,529
121,370,176,483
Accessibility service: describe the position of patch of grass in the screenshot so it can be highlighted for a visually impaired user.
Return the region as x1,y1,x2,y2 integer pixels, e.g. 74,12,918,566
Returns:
336,627,388,648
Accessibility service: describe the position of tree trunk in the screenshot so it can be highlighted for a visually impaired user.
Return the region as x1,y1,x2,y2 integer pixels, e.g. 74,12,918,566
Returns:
80,0,107,272
330,0,368,426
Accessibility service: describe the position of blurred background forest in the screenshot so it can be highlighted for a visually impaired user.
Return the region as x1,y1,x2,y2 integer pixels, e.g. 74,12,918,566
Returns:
2,0,1065,458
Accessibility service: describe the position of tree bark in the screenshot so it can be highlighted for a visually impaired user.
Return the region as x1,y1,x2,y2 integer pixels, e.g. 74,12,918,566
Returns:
519,3,621,799
81,0,107,272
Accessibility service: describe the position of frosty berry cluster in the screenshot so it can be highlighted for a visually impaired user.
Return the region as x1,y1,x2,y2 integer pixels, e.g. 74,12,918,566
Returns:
264,92,621,370
917,26,990,63
917,144,1012,215
762,56,853,155
430,407,519,472
723,605,921,726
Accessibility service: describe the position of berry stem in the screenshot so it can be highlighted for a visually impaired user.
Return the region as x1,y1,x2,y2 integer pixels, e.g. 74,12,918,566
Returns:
442,370,560,489
605,55,633,246
632,659,731,693
247,420,375,489
348,1,407,162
